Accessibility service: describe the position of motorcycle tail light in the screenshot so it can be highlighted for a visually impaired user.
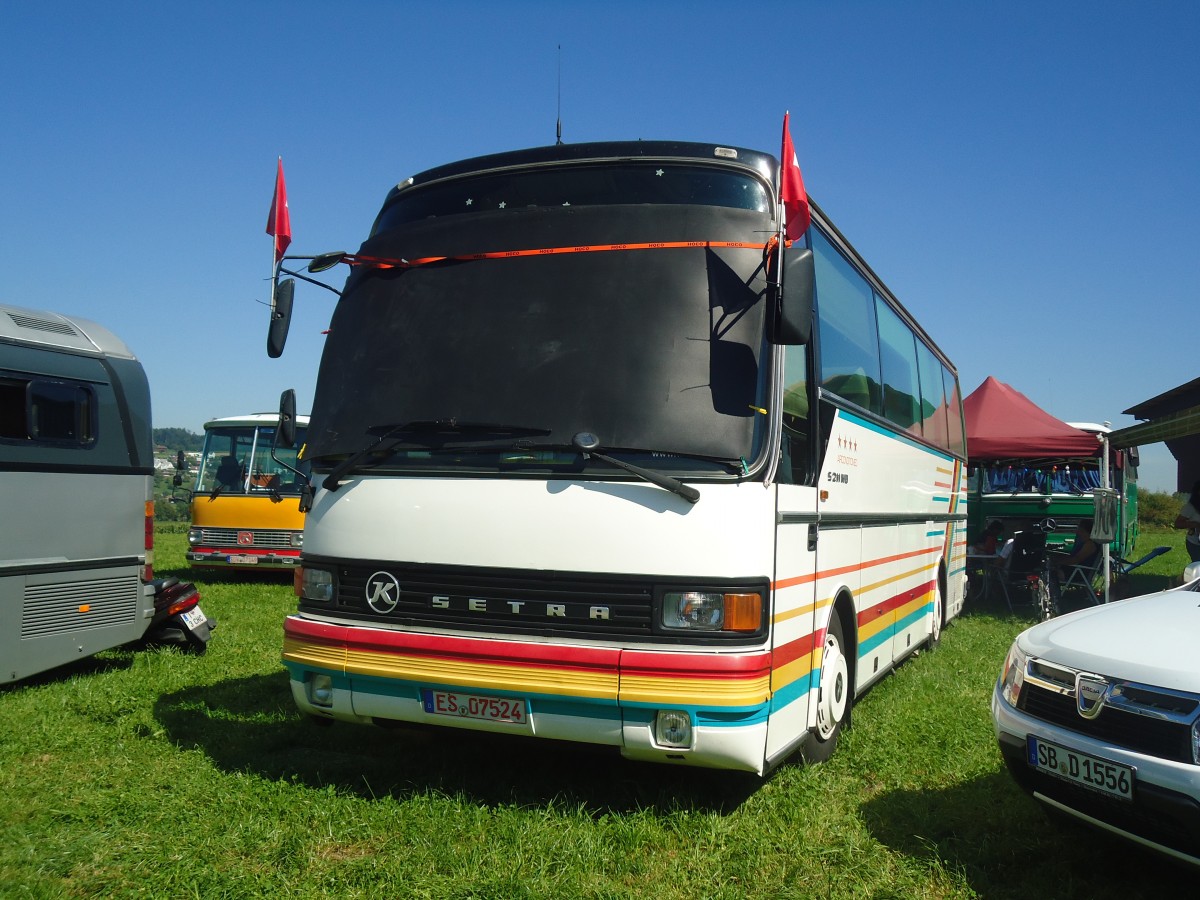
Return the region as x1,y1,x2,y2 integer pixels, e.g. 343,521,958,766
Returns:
159,582,201,616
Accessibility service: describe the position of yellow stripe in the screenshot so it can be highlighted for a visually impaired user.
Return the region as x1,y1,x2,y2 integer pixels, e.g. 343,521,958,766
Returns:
859,562,937,598
344,646,619,699
770,655,814,693
773,595,829,625
283,637,346,671
620,674,771,707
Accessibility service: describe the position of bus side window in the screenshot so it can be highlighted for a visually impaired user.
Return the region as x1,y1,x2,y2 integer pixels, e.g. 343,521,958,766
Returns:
779,344,810,485
875,297,921,433
811,230,881,415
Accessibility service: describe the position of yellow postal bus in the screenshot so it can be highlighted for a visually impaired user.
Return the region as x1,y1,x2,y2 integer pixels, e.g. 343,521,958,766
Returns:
186,413,310,570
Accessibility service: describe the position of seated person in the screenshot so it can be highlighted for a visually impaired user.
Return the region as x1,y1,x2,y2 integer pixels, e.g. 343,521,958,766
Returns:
972,520,1004,555
1050,520,1100,595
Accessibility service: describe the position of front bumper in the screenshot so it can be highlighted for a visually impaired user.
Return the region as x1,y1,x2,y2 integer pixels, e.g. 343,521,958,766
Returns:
992,680,1200,866
187,549,300,569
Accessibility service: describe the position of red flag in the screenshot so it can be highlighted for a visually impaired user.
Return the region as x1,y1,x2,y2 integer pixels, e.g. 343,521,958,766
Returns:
266,157,291,263
780,113,810,243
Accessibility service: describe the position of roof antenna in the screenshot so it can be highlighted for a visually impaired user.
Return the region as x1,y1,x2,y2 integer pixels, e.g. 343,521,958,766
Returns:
556,44,563,145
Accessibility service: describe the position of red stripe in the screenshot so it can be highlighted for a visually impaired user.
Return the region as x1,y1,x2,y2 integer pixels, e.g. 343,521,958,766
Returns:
285,616,618,672
775,544,939,591
856,579,935,627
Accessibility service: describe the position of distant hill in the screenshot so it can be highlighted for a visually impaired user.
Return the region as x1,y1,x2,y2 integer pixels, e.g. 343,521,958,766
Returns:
154,427,203,452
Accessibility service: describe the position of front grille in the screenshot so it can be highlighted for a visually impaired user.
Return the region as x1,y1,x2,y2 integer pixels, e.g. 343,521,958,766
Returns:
198,528,294,549
22,576,140,637
1018,665,1199,765
327,562,655,639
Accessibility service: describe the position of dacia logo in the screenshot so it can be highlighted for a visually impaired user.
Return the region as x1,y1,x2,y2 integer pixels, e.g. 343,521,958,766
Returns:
365,571,402,614
1076,673,1110,720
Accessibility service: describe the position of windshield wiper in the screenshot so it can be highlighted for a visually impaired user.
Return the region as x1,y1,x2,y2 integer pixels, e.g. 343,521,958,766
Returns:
571,432,700,504
321,420,553,491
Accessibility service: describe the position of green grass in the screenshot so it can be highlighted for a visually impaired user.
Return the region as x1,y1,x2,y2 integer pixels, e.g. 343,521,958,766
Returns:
1,529,1193,898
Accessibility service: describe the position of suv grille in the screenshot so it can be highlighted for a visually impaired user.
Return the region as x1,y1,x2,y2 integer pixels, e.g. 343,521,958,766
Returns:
1019,661,1199,764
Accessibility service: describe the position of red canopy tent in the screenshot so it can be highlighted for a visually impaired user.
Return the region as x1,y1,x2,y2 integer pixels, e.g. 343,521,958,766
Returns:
963,376,1101,462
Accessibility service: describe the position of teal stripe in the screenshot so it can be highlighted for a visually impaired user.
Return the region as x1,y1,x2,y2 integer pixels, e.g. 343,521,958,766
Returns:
284,662,768,728
840,411,956,462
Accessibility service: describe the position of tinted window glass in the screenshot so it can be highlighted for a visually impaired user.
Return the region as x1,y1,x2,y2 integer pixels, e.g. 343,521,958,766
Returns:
374,164,770,233
779,344,810,484
943,367,966,457
915,340,949,449
875,298,921,432
0,375,95,446
813,230,880,413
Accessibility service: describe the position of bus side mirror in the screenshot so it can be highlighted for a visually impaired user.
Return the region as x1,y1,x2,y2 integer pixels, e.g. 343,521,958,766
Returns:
277,389,297,449
267,278,295,359
771,248,814,346
175,449,186,470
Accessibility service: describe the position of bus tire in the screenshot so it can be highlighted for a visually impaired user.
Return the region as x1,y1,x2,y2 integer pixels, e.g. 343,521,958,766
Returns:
926,576,945,650
803,611,850,764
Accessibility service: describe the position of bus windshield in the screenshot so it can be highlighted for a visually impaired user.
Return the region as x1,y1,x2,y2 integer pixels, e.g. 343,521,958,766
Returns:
196,424,310,495
307,166,775,474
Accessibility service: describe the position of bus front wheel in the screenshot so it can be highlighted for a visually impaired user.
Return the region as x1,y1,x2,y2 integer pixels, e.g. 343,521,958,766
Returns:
803,612,849,764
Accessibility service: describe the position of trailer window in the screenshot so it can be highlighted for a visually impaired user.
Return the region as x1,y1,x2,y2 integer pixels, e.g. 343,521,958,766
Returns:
0,375,96,446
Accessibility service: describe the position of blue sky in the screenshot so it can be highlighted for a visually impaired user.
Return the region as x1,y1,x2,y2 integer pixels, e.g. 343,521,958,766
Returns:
2,1,1195,491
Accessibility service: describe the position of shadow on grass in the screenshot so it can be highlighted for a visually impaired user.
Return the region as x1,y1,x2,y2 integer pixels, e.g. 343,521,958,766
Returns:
0,651,136,695
860,771,1191,899
153,672,760,815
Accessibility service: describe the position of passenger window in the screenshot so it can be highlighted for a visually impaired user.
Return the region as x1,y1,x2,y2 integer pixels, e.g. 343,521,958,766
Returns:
915,340,949,449
875,298,921,432
779,344,810,484
0,375,95,445
812,230,880,414
943,367,966,457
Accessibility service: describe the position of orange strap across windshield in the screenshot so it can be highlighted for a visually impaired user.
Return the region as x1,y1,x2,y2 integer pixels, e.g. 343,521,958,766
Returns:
340,237,784,270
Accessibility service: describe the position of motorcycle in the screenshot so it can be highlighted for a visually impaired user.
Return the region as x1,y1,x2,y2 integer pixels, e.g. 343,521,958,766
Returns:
143,577,215,652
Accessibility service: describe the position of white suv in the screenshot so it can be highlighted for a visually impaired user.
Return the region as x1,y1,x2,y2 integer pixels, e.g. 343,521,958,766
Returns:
992,561,1200,866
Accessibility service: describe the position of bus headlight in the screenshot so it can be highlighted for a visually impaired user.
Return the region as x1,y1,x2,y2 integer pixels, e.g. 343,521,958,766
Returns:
999,641,1028,708
661,591,762,633
655,710,693,748
300,567,334,602
307,673,333,707
290,531,303,548
187,528,201,547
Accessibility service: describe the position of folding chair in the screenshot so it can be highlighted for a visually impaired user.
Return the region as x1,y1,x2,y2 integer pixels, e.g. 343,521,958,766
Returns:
1057,553,1105,603
1113,546,1172,577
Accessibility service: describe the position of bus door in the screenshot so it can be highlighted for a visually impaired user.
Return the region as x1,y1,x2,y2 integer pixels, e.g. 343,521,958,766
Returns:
766,342,821,762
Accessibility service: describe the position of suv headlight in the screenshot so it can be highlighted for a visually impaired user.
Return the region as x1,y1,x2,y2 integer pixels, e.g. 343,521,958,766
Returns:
999,641,1028,708
661,590,762,633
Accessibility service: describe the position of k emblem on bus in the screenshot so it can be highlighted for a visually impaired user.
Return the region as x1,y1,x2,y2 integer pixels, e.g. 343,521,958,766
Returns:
365,571,402,613
237,531,254,546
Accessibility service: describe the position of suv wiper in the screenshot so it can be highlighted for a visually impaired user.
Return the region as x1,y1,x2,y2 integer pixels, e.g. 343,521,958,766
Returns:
571,432,700,504
321,420,552,491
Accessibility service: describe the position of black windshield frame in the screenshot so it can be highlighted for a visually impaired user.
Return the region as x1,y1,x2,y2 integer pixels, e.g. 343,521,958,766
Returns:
308,157,778,478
